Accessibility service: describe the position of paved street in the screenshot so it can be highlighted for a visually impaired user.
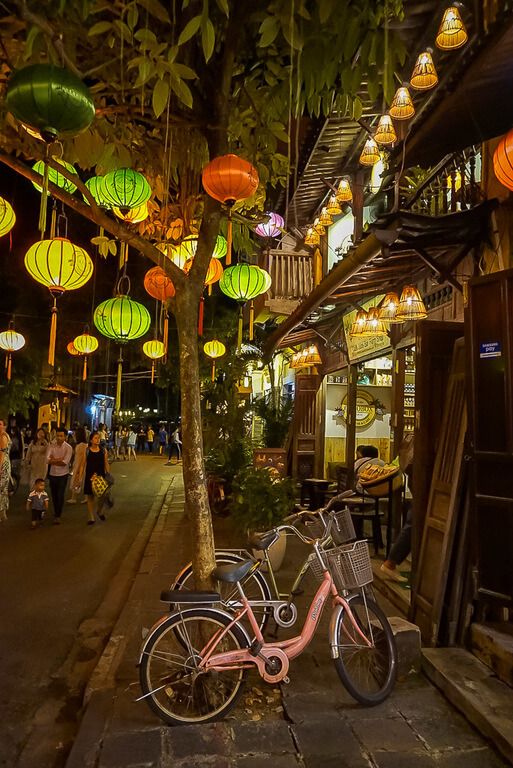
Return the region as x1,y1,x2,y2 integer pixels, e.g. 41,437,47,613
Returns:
0,455,173,768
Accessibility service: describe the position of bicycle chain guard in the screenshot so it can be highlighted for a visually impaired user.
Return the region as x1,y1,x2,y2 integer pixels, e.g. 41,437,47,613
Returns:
257,647,290,683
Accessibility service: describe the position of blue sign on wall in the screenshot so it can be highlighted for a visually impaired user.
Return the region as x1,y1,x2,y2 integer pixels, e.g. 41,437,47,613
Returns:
479,341,502,359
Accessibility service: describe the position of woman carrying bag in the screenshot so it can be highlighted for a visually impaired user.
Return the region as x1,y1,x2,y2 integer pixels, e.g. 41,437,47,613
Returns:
73,431,113,526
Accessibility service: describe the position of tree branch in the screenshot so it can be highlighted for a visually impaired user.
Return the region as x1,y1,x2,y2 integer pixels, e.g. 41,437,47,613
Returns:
16,1,84,79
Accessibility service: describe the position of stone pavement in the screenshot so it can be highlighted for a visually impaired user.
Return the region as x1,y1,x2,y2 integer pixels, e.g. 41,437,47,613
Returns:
66,470,509,768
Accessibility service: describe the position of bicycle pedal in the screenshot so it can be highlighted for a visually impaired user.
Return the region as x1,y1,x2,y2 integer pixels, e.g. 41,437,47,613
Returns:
282,676,290,685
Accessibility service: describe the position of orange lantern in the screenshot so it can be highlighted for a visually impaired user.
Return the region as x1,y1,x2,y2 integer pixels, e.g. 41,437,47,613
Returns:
144,266,175,302
202,154,259,265
67,341,80,356
493,129,513,191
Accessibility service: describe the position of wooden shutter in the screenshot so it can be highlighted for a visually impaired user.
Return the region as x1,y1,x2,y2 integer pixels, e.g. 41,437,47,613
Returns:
292,374,322,479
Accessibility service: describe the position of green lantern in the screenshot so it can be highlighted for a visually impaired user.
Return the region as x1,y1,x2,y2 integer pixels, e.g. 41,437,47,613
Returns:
212,235,227,259
219,264,272,346
0,197,15,238
6,64,95,142
32,159,78,195
99,169,151,211
93,295,151,343
83,176,111,208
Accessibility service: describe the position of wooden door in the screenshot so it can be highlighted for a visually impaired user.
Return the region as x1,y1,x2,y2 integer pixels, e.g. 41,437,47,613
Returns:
292,374,322,479
467,269,513,606
411,339,467,645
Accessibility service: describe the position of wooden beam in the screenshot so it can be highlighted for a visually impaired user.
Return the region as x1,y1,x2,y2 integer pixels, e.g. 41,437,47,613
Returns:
414,247,463,293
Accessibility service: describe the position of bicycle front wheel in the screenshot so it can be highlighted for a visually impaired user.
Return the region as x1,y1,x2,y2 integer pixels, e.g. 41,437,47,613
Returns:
139,608,249,725
331,594,397,706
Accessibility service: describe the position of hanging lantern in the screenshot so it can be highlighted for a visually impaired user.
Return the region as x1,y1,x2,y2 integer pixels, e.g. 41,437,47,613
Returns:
349,309,368,336
144,266,175,302
99,169,151,211
390,86,415,121
6,64,95,142
493,129,513,191
301,345,322,366
318,207,333,227
360,307,389,337
143,339,165,383
255,211,284,238
0,197,15,238
374,115,397,146
336,178,353,203
435,6,468,50
202,154,259,265
313,217,325,236
32,159,79,195
305,227,320,246
164,235,198,270
25,237,93,366
204,339,226,382
289,349,305,369
0,327,25,381
73,332,99,381
220,263,270,347
326,195,342,216
113,202,149,223
410,50,438,90
212,235,228,259
67,341,80,356
359,137,381,166
93,295,151,342
83,176,111,208
396,286,427,320
378,292,404,323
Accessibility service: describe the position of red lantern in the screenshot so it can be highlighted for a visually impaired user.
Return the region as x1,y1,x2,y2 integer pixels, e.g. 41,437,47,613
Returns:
202,154,259,265
144,266,175,302
493,130,513,191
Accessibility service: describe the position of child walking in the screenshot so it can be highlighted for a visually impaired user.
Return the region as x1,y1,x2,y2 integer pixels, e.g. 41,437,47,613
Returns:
27,478,49,528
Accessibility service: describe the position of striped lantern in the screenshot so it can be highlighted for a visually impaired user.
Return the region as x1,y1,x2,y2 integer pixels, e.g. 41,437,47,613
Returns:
204,339,226,382
0,327,25,381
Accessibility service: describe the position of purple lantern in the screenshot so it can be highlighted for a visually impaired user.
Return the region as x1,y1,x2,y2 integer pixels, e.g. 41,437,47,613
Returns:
255,211,284,238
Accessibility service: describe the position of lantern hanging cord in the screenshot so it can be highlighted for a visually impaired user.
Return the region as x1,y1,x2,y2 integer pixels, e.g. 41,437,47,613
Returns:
284,0,295,231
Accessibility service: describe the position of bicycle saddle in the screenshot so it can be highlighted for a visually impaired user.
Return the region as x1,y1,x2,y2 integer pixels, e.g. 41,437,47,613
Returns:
213,559,255,584
248,530,279,551
160,590,221,603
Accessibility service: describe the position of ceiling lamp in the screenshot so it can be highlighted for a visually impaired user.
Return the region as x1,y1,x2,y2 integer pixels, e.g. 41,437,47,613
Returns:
378,292,404,323
143,339,166,383
326,195,342,216
255,211,284,238
389,86,415,121
435,6,468,50
0,197,15,237
410,50,438,90
349,308,368,336
204,339,226,381
0,326,25,381
73,331,99,381
313,217,325,236
396,285,427,320
336,178,353,203
305,227,320,246
359,137,380,166
289,350,304,369
301,344,322,366
318,206,333,227
374,115,397,146
360,307,388,336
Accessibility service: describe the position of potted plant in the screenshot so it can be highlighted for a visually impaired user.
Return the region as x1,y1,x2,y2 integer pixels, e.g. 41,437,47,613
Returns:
230,465,295,570
252,389,294,477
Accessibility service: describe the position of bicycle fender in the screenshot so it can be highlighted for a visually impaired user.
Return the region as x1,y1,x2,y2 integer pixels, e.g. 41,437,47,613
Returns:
329,604,345,659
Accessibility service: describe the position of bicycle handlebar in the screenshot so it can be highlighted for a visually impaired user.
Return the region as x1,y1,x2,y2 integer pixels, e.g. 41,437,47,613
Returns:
274,512,334,546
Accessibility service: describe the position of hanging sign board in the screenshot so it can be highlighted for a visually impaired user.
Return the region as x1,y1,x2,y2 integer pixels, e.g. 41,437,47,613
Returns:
338,389,376,428
343,296,390,363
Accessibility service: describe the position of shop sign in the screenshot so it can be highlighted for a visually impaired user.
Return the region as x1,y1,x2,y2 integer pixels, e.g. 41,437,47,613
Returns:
343,296,390,362
479,341,501,359
338,389,376,428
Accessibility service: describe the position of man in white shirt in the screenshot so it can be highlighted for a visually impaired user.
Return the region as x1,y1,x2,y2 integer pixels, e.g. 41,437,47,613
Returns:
47,427,73,524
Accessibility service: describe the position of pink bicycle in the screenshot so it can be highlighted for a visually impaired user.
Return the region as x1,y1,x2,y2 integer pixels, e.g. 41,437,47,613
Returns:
138,522,397,724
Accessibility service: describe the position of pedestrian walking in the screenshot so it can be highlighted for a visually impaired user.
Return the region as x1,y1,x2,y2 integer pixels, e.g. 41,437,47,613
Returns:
136,426,146,453
114,427,123,460
121,427,129,460
68,427,88,504
165,427,182,465
146,426,154,454
46,427,73,524
158,425,168,455
8,420,24,489
27,478,49,529
0,419,11,522
127,428,137,461
25,428,49,488
73,431,112,526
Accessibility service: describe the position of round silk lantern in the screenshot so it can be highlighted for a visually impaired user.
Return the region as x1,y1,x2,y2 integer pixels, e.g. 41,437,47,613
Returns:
204,339,226,382
144,266,175,302
93,295,151,343
32,159,79,195
84,176,111,208
212,235,227,259
67,341,80,356
0,327,25,381
255,212,284,238
100,169,151,211
6,64,95,142
162,236,197,271
113,202,149,223
143,339,165,383
493,130,513,191
0,197,15,238
202,154,259,265
74,332,99,381
220,263,271,346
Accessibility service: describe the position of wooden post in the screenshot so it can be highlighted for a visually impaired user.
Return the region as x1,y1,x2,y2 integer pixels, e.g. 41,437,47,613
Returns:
353,171,365,243
345,364,358,487
391,348,406,458
316,376,327,478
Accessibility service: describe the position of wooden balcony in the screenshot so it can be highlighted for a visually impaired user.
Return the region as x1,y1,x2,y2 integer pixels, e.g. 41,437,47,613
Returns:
259,248,315,316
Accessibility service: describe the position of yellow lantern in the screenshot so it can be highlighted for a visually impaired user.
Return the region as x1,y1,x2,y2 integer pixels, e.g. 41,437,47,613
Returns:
336,178,353,203
435,6,467,50
0,327,25,381
360,307,388,337
349,309,368,336
374,115,397,146
0,197,16,238
143,339,165,383
359,137,380,166
378,292,404,323
204,339,226,381
313,217,325,236
410,50,438,90
305,227,320,246
326,195,342,216
301,345,322,366
73,332,99,381
318,207,333,227
396,286,427,320
390,86,415,121
113,202,149,224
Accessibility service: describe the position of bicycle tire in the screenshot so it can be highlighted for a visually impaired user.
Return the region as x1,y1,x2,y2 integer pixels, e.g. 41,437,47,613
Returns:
331,594,397,706
139,607,249,725
172,554,273,633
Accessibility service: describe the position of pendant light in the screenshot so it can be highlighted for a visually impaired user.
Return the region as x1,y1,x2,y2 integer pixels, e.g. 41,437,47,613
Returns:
313,217,325,236
410,50,438,90
359,137,380,166
0,197,15,238
301,345,322,366
374,115,397,146
204,340,226,382
378,292,404,323
435,6,468,50
326,195,342,216
389,86,415,121
336,178,353,203
73,331,99,381
396,286,427,320
349,309,368,336
289,349,305,369
318,206,333,227
143,339,165,383
305,227,320,246
360,307,388,337
0,324,25,381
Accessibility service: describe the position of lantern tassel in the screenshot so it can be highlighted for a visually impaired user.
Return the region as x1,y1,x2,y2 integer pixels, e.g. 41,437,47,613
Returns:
226,213,232,266
198,295,204,336
163,311,169,355
151,361,155,384
38,158,50,237
82,356,87,382
119,241,128,271
115,351,123,413
211,360,216,383
48,298,57,367
237,306,243,350
6,354,12,382
208,283,212,296
249,300,255,341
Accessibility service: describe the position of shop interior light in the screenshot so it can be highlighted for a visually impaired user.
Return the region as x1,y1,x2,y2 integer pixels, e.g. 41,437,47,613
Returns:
326,195,342,216
336,178,353,203
313,217,326,236
389,86,415,120
360,307,389,336
305,226,320,246
318,206,334,227
378,292,404,323
301,344,322,366
349,308,368,336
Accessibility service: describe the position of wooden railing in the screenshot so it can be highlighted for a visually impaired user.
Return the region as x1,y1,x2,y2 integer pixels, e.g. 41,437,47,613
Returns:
263,249,314,301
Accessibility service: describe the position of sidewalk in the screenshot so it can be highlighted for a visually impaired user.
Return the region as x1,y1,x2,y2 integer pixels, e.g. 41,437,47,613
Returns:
66,471,509,768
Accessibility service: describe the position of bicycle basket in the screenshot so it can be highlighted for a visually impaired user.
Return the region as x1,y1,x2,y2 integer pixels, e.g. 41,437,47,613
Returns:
308,540,372,591
331,508,356,545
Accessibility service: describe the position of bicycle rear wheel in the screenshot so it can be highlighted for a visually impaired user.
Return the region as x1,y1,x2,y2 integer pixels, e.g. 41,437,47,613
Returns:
139,608,249,725
331,594,397,706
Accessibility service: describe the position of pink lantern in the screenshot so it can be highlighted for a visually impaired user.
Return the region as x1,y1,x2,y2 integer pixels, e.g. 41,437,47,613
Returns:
255,211,284,238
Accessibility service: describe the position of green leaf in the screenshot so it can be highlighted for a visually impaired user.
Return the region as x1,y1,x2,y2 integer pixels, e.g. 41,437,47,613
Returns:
108,240,118,256
269,122,289,144
319,0,335,23
352,95,363,121
152,77,170,117
177,15,202,45
136,0,170,23
23,25,41,60
134,28,157,43
258,16,279,48
170,75,193,108
215,0,229,15
126,4,139,30
171,63,197,80
201,18,215,62
88,21,112,36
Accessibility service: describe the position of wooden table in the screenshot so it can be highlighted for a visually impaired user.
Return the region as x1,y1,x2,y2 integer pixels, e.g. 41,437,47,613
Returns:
300,478,332,510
